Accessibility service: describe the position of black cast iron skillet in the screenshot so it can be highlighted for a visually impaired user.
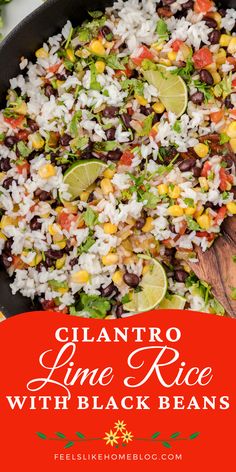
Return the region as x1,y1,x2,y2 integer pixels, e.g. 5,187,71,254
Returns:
0,0,235,316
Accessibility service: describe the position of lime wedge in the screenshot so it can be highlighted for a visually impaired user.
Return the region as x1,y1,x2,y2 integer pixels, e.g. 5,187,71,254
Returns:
143,65,187,117
158,294,186,310
61,159,107,202
124,257,167,313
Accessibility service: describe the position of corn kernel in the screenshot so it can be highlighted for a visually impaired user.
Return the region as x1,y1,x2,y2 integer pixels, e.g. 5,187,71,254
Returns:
0,216,17,229
212,72,221,84
95,60,105,74
151,42,163,52
28,253,42,267
142,216,154,233
48,223,61,236
135,95,148,106
168,185,181,199
199,176,209,191
168,205,184,217
197,214,211,230
157,183,168,195
229,138,236,153
194,143,209,158
102,253,119,266
103,223,117,235
226,202,236,214
207,12,221,26
101,178,113,195
227,122,236,139
38,163,56,179
56,255,66,270
194,205,204,218
36,48,48,59
56,240,67,249
55,206,64,214
58,287,69,294
103,168,115,179
220,34,231,47
80,191,90,202
112,270,123,286
0,231,7,240
89,39,105,56
168,51,177,62
72,270,90,284
66,48,75,63
159,58,171,67
215,48,226,65
0,172,5,182
228,37,236,55
142,264,150,275
152,102,165,114
184,206,196,216
180,44,191,59
30,132,45,150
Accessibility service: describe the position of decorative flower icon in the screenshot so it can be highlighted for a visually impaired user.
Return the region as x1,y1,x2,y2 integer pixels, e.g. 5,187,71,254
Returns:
122,430,134,444
114,420,126,432
103,429,120,447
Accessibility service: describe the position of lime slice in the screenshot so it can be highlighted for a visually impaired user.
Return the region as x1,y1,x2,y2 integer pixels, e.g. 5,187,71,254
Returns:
61,159,107,202
124,257,167,313
143,65,187,117
158,294,186,310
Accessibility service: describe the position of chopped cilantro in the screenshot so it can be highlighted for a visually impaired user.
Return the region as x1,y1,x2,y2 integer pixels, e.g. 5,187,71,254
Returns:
156,19,169,41
70,110,82,137
83,207,98,227
219,133,230,145
72,293,111,318
186,216,201,231
193,79,213,102
172,55,194,82
172,120,182,134
138,113,154,137
184,198,195,208
17,141,31,158
106,54,126,70
78,235,96,254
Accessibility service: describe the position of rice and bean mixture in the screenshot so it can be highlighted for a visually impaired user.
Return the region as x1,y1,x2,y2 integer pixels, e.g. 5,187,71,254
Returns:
0,0,236,317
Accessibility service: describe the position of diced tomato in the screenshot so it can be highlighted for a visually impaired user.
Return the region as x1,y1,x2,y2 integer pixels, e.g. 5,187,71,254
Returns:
201,161,212,177
12,256,25,270
41,299,56,311
214,206,227,225
219,168,233,191
149,126,158,139
230,109,236,118
193,47,213,69
210,110,224,124
178,220,187,235
17,130,30,141
194,0,213,14
4,115,25,129
131,46,154,66
196,231,215,241
172,39,184,52
16,160,30,175
48,63,61,74
115,68,133,78
120,150,133,166
226,57,236,71
58,210,78,231
232,78,236,88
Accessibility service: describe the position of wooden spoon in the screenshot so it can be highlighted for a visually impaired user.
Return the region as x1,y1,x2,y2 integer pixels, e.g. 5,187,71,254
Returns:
189,216,236,317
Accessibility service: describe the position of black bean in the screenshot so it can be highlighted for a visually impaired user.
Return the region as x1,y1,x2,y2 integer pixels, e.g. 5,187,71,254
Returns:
102,106,119,118
60,134,71,146
193,165,202,178
30,216,42,231
87,191,95,203
208,30,221,45
190,91,204,105
4,238,13,255
56,73,68,81
100,25,113,41
105,127,116,140
218,8,226,17
174,269,188,283
135,217,146,230
231,186,236,198
45,256,54,268
123,272,140,288
140,105,153,116
182,0,194,9
34,189,51,201
223,155,233,167
203,16,217,28
2,177,14,190
178,158,196,172
1,252,12,269
152,114,160,125
4,136,18,148
100,282,116,298
165,247,175,257
107,149,122,161
204,202,215,209
28,118,39,132
121,113,131,128
163,0,175,4
46,249,65,260
115,303,123,318
70,258,78,268
44,84,57,98
0,157,11,172
199,69,214,85
224,96,234,109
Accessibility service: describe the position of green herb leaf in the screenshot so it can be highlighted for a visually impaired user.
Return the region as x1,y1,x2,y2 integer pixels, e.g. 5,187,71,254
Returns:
170,432,180,439
184,198,195,208
138,113,154,137
70,110,82,137
172,120,182,134
219,132,230,145
76,432,85,439
189,432,200,440
156,19,169,41
186,216,201,231
56,432,66,438
48,280,68,290
78,235,96,254
172,55,194,82
90,63,102,91
78,293,111,318
141,191,159,209
88,10,103,19
17,141,31,157
64,441,74,449
70,136,89,152
106,54,126,70
162,441,171,448
193,79,213,102
83,207,98,228
151,432,160,439
36,432,47,440
121,293,131,304
122,78,144,97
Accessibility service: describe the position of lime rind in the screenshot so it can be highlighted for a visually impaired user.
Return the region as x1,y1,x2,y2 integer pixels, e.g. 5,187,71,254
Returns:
61,159,107,202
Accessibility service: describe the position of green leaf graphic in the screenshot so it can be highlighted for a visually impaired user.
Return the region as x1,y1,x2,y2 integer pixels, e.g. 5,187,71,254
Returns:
170,432,181,439
162,441,171,448
189,432,200,440
151,432,161,439
36,432,46,440
64,441,74,449
56,432,66,438
76,432,85,439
